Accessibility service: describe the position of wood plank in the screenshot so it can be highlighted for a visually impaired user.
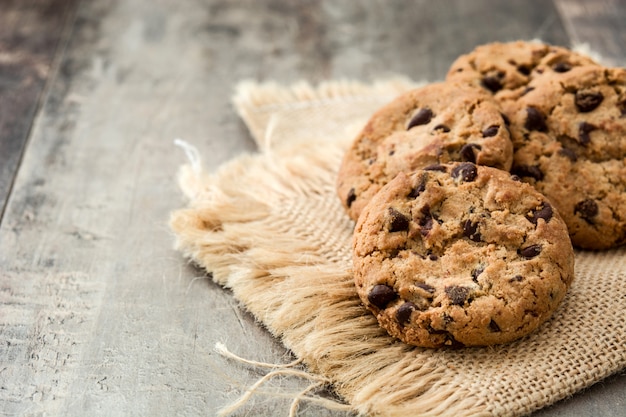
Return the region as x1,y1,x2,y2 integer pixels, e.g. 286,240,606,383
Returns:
1,0,622,416
201,0,570,84
0,0,79,220
307,0,571,81
554,0,626,66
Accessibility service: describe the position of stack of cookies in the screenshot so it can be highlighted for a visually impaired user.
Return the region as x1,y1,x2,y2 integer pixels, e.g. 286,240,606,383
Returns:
336,41,626,348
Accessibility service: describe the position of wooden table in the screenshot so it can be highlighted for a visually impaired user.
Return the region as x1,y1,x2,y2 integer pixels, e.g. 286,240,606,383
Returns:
1,1,624,415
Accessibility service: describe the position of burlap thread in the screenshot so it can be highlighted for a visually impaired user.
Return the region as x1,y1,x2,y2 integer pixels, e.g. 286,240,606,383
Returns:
170,78,626,417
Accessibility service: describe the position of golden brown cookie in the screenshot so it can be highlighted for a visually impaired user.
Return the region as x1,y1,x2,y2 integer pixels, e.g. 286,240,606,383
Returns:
446,40,600,100
353,163,575,348
336,82,513,221
503,65,626,249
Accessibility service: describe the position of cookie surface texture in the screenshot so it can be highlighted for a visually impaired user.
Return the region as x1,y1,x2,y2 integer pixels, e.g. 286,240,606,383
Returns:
446,40,600,99
336,82,513,221
352,163,575,348
505,65,626,249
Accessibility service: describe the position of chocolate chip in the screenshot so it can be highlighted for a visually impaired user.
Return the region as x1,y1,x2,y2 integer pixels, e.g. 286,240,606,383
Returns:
424,164,447,172
519,244,542,259
471,265,485,283
552,62,572,73
578,122,597,145
510,275,524,282
416,282,435,293
346,188,356,208
574,199,598,223
368,284,397,309
512,164,543,181
417,205,434,235
525,107,548,132
407,108,433,129
389,149,395,156
445,286,470,306
489,319,501,332
408,184,425,199
408,174,427,199
482,125,500,137
463,219,481,242
445,336,466,349
460,143,482,163
433,124,450,133
451,162,478,182
575,91,603,112
527,203,553,225
388,207,410,232
517,65,531,76
558,148,578,162
428,254,438,261
419,216,434,236
396,302,417,325
481,75,502,92
510,174,522,182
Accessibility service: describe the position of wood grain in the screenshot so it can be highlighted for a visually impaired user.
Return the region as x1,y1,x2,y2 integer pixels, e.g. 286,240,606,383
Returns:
198,0,570,84
0,0,78,220
555,0,626,65
0,0,624,416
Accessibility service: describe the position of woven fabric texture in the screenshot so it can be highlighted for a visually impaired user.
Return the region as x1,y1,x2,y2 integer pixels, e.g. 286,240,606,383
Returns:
170,79,626,417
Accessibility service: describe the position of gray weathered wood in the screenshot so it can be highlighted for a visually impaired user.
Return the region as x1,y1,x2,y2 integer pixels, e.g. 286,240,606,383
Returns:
555,0,626,66
0,0,78,220
0,1,624,416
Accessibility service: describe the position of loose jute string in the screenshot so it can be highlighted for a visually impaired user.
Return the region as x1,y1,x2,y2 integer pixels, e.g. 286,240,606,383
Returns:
214,342,353,417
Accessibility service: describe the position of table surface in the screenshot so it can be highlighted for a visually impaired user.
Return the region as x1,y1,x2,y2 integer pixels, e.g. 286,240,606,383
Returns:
1,1,625,416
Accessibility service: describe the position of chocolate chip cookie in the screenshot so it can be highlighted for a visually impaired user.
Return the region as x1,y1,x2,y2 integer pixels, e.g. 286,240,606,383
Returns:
446,41,600,100
336,82,513,221
353,162,575,348
503,65,626,249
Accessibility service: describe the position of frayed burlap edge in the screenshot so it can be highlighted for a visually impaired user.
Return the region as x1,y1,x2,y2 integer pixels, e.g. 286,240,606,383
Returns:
170,79,626,417
232,78,421,150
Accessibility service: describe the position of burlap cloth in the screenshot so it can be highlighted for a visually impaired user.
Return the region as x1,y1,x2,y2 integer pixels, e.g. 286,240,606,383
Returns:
170,78,626,416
